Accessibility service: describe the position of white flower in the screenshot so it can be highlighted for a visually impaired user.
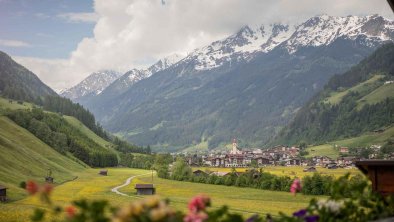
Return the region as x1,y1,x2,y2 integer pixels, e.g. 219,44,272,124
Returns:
317,199,342,214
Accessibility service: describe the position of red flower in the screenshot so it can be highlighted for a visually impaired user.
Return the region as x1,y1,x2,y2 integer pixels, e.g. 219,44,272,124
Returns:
65,205,77,219
43,183,53,195
290,178,302,196
26,180,39,195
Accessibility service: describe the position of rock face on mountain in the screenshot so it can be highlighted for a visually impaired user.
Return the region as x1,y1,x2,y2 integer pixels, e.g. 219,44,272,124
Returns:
61,70,122,102
81,15,394,151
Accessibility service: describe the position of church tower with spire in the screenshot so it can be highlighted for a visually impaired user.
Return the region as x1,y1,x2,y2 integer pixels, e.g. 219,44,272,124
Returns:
231,138,240,154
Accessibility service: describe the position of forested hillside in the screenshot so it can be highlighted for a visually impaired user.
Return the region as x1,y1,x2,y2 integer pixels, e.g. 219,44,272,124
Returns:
0,50,148,169
6,108,118,167
275,43,394,145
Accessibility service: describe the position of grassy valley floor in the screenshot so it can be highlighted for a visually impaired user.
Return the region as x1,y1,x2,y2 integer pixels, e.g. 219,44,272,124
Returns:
0,168,322,221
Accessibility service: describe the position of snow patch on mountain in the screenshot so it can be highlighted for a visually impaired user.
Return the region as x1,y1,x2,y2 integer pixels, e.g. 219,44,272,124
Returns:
186,23,295,71
180,15,393,71
108,53,184,92
61,70,122,100
285,14,394,53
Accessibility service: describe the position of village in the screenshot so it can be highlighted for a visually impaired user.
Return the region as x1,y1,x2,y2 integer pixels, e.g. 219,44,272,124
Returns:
184,139,393,170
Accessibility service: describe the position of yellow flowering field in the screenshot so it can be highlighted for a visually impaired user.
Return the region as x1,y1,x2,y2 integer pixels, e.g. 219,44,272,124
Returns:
193,166,359,178
120,171,320,217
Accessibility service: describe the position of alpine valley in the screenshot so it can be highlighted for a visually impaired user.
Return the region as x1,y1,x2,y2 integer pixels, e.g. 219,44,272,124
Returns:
61,14,394,151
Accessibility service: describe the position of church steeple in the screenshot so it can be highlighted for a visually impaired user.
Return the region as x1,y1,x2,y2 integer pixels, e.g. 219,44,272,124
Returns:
231,138,238,154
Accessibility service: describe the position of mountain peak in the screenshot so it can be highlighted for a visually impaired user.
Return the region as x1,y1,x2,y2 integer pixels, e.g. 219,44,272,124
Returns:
181,14,394,71
284,14,394,53
61,70,122,100
147,53,184,74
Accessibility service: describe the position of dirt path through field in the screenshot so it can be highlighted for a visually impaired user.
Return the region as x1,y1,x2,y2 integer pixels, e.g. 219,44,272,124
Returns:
111,172,152,196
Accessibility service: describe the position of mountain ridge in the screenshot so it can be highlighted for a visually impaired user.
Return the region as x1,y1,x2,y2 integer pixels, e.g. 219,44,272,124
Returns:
273,43,394,145
79,14,394,151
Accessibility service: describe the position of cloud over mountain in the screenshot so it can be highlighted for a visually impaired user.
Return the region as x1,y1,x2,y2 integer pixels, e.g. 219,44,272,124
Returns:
14,0,394,91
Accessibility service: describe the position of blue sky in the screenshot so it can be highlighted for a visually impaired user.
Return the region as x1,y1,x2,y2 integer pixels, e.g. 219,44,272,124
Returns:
0,0,95,58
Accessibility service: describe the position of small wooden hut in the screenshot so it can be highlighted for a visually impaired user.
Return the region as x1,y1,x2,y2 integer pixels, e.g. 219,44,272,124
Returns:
0,185,7,202
135,184,155,195
303,166,317,172
99,170,108,176
192,170,208,177
356,160,394,196
45,169,54,183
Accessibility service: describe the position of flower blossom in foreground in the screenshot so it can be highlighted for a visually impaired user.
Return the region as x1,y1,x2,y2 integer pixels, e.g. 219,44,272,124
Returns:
26,180,39,195
317,199,342,214
183,211,208,222
184,194,211,222
290,178,302,195
65,205,76,219
188,194,210,213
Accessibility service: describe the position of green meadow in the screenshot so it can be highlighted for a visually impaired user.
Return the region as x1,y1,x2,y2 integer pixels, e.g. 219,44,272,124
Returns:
0,168,319,221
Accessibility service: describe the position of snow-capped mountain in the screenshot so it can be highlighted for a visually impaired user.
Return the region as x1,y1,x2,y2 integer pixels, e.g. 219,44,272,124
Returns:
61,70,122,101
182,14,394,70
184,23,295,70
285,14,394,53
81,14,394,150
106,53,184,94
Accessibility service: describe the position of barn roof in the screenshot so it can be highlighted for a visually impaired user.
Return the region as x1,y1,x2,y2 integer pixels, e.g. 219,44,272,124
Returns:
135,184,154,189
0,185,7,190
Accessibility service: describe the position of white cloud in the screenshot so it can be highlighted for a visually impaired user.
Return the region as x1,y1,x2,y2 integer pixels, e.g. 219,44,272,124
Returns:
0,39,30,47
57,12,99,23
16,0,394,91
13,56,70,92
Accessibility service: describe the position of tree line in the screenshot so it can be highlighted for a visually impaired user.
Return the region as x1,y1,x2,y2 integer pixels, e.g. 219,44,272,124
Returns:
156,158,365,196
6,108,118,167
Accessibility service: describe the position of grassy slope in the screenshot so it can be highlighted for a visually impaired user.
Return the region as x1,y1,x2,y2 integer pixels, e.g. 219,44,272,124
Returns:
63,116,113,149
306,125,394,158
324,74,383,104
0,97,33,111
0,116,86,201
357,83,394,108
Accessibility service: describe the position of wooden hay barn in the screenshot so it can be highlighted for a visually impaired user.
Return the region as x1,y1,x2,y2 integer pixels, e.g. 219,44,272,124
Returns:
303,166,317,172
99,170,108,176
135,184,155,195
45,176,54,183
356,160,394,196
192,170,208,177
0,185,7,202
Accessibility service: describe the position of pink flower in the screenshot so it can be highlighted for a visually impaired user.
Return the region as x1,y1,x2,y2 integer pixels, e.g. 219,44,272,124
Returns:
290,178,302,196
184,212,208,222
188,195,210,213
26,180,39,195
